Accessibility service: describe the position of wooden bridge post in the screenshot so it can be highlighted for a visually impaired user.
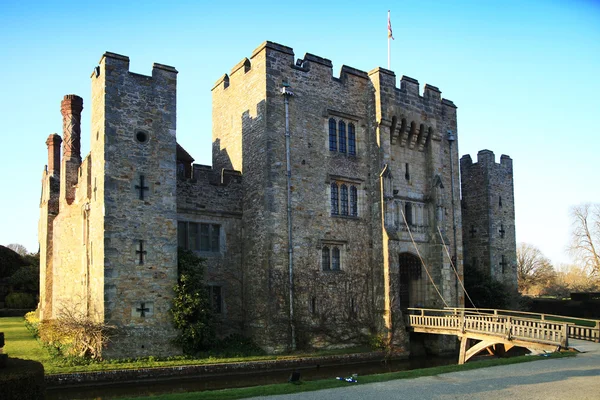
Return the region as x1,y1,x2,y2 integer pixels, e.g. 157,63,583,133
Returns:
595,321,600,343
561,324,569,347
458,335,468,365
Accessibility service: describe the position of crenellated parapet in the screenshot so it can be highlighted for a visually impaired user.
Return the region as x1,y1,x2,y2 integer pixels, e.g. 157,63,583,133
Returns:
369,67,457,151
211,41,371,94
177,164,243,217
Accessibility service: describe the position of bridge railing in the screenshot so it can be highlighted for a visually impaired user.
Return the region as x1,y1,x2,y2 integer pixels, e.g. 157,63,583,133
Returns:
445,307,600,343
406,308,569,347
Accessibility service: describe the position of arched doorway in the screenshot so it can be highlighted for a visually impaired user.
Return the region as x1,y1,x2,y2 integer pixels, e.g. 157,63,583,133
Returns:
398,252,422,310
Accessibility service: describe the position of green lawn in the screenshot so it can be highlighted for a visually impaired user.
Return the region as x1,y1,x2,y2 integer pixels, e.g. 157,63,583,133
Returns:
0,316,372,374
1,317,52,365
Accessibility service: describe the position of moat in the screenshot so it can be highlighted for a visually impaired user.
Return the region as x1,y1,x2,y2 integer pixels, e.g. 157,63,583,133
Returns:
46,355,457,400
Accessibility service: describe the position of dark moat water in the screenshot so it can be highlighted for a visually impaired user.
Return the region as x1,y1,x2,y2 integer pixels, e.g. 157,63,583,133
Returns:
46,355,457,400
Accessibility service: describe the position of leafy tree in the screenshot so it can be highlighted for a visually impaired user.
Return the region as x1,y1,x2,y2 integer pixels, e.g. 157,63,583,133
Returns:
9,265,39,292
0,244,27,278
516,243,555,295
569,203,600,276
171,248,215,354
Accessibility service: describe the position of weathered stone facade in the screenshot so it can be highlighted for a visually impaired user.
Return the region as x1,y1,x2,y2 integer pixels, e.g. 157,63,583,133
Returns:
38,41,515,358
460,150,518,290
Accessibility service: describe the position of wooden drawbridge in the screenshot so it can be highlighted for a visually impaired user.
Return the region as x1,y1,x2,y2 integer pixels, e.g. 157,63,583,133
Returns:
406,307,600,364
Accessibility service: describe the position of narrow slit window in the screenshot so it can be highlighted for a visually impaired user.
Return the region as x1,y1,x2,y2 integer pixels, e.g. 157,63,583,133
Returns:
499,196,503,207
405,203,413,225
322,246,330,271
331,247,341,270
339,121,347,153
340,184,348,215
405,163,410,180
350,186,358,216
329,118,337,151
348,123,356,156
331,182,339,215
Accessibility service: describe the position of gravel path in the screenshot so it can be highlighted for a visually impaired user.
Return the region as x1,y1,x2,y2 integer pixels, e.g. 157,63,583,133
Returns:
250,340,600,400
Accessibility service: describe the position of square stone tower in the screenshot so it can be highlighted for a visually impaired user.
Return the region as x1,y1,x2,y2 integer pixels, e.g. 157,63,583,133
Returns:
460,150,518,290
212,41,463,353
39,53,180,358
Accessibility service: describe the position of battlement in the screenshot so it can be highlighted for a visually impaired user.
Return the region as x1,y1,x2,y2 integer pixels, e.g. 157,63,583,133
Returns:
183,164,243,186
94,52,178,84
368,67,455,111
460,150,512,172
212,41,374,91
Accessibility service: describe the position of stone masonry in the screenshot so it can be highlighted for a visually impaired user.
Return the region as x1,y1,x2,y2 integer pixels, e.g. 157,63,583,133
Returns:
460,150,518,290
38,41,516,358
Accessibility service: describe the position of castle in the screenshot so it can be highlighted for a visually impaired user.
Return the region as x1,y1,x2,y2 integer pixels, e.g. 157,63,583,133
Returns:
38,41,517,358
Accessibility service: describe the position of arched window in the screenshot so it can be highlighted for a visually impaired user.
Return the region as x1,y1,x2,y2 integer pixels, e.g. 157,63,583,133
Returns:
329,118,337,151
350,186,358,216
405,202,413,225
339,121,346,154
330,182,339,215
340,184,348,215
348,123,356,156
332,247,341,270
322,246,330,271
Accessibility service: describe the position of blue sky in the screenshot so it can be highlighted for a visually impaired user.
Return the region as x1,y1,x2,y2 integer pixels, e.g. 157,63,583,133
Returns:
1,0,598,266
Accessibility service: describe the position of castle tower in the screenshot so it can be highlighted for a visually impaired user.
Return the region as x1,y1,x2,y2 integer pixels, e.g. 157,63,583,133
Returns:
90,52,180,357
213,41,463,353
460,150,517,290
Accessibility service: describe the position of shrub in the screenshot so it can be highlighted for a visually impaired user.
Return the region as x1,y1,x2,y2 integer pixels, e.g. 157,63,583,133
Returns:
37,307,114,360
210,334,265,357
172,248,215,355
5,293,36,309
24,311,39,337
464,268,512,309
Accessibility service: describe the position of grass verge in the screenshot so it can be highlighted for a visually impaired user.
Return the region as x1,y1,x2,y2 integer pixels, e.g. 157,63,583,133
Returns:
119,352,576,400
0,317,372,374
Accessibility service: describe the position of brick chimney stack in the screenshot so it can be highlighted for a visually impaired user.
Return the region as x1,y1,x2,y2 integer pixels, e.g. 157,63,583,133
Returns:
46,133,62,175
60,94,83,204
61,94,83,161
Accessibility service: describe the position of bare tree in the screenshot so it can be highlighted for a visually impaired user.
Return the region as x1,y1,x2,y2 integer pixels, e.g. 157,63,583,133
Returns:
517,242,555,294
6,243,28,256
569,203,600,277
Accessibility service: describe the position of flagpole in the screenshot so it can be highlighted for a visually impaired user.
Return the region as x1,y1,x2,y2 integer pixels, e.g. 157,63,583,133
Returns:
387,10,391,70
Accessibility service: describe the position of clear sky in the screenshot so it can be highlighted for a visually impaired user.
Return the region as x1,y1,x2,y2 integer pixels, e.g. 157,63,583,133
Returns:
1,0,598,266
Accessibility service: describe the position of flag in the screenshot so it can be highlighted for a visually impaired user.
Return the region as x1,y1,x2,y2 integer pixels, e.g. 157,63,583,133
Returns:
388,12,394,40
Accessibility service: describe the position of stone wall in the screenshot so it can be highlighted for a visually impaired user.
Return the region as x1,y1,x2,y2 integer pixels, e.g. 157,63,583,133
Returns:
92,53,180,357
213,41,463,353
176,165,244,335
461,150,517,289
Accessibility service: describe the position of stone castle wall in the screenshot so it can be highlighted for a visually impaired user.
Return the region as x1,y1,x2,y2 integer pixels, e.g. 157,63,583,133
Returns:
92,53,180,357
461,150,517,289
176,165,244,335
212,41,464,352
38,42,517,359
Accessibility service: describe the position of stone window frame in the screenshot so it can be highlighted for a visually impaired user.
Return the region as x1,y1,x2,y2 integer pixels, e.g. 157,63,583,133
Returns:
328,175,362,218
320,239,347,272
326,110,360,157
394,199,428,232
177,220,222,253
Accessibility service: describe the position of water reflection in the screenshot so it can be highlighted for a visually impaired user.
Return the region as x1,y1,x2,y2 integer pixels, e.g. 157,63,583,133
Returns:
47,355,457,400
